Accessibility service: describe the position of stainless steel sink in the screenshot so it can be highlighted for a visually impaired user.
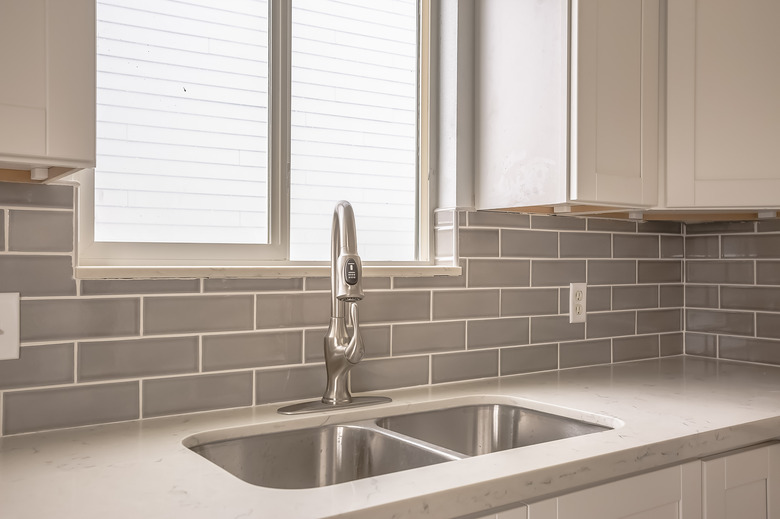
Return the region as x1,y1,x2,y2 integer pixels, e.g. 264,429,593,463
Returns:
186,402,613,489
375,404,610,456
189,424,459,489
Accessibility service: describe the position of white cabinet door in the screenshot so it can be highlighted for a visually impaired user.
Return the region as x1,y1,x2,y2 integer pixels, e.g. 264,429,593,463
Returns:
473,505,528,519
702,443,780,519
666,0,780,208
528,462,702,519
475,0,660,211
0,0,95,174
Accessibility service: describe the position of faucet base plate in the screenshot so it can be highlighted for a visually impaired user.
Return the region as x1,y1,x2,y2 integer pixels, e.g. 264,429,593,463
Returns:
277,396,392,415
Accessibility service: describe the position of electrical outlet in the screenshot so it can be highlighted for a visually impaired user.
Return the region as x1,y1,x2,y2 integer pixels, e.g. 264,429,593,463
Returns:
0,293,20,360
569,283,587,324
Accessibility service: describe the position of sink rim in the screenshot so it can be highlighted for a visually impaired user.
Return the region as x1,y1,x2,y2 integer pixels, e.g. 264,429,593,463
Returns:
182,394,624,450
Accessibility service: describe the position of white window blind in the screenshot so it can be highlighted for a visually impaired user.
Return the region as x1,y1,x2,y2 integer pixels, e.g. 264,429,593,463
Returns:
94,0,419,262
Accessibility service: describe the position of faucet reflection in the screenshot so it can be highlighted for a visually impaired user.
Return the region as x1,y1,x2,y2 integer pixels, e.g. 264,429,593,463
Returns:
278,201,391,415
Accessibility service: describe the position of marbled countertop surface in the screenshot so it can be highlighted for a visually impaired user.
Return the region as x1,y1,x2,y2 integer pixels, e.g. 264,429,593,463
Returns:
2,357,780,519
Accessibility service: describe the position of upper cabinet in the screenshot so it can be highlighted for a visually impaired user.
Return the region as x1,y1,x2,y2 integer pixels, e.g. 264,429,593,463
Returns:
0,0,95,183
474,0,661,212
666,0,780,209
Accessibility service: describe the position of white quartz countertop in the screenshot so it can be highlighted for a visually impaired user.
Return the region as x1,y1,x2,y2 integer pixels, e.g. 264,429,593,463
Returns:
3,357,780,519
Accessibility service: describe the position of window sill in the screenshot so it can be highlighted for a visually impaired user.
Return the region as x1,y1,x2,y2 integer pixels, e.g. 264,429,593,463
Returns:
74,264,462,280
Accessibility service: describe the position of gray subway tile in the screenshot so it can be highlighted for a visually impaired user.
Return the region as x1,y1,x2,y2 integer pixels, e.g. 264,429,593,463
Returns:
638,260,682,283
0,182,73,209
360,291,431,324
637,309,682,334
757,262,780,285
501,344,558,375
0,343,74,390
145,295,253,335
661,236,684,259
723,234,780,259
256,365,324,404
256,292,330,329
467,317,529,349
431,349,498,384
559,232,611,258
81,279,200,295
351,356,429,392
687,221,754,234
202,331,302,371
468,259,530,287
79,336,198,382
459,228,500,257
587,311,636,339
721,286,780,312
3,382,139,435
686,286,719,308
531,315,585,343
685,236,720,259
587,218,636,233
304,277,333,291
613,234,659,258
685,333,717,357
392,321,465,355
660,333,684,356
757,313,780,339
433,290,499,320
501,229,558,258
660,285,684,308
8,210,72,252
758,220,780,233
305,326,390,362
532,260,586,287
21,298,140,342
637,221,681,234
613,335,659,362
0,256,75,296
531,215,586,231
467,211,529,228
612,286,658,310
204,278,303,292
686,309,754,336
143,372,253,418
719,336,780,365
560,339,611,369
686,261,754,284
502,288,558,316
588,260,636,285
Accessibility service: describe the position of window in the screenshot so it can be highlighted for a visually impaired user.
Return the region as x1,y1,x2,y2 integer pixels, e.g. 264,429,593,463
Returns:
80,0,429,267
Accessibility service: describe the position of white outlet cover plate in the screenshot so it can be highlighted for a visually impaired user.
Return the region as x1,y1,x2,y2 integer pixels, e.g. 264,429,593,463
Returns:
569,283,587,324
0,292,20,360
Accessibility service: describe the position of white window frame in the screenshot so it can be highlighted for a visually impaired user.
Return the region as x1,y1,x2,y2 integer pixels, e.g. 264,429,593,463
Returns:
77,0,436,275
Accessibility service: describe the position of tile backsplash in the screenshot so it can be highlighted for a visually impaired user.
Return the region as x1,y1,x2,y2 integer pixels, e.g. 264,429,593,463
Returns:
0,182,774,435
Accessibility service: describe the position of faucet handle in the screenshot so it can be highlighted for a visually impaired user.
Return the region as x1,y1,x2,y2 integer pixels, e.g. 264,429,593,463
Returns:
344,302,365,364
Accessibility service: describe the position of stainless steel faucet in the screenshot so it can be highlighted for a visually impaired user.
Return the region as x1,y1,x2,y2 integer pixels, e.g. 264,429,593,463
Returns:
278,201,390,414
323,200,365,404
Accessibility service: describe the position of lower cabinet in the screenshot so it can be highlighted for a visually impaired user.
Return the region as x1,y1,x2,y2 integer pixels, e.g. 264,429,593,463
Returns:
472,442,780,519
702,443,780,519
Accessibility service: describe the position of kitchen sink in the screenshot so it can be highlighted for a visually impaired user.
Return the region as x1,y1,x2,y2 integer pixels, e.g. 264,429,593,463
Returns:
185,401,614,489
376,404,610,456
188,424,459,489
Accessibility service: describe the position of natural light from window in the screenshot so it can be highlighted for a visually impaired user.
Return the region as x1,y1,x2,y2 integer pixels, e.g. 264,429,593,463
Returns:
94,0,419,262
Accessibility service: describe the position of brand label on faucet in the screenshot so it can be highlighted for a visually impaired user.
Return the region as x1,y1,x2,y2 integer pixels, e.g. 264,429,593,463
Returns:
344,259,358,285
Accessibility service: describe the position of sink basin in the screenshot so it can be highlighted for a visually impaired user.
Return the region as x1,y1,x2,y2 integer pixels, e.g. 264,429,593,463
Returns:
375,404,610,456
189,424,458,489
186,401,614,489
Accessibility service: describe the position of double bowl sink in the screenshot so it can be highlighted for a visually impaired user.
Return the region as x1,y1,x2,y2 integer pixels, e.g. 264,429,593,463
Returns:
185,401,614,489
